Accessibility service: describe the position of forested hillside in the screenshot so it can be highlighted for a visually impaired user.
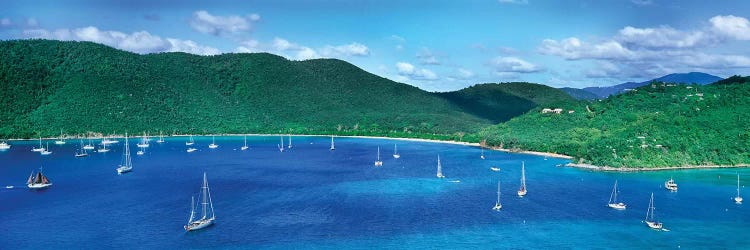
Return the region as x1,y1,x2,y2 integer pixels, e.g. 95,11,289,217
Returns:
479,81,750,168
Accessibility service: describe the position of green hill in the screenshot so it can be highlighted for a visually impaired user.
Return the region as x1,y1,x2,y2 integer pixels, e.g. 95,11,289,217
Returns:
0,39,498,139
478,81,750,168
437,82,575,123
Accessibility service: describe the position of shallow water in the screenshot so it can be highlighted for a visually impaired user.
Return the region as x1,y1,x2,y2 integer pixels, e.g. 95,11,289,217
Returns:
1,136,748,249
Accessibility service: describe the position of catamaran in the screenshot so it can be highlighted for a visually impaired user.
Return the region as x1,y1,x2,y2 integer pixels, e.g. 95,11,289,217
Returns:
116,134,133,174
54,130,65,145
184,172,216,231
40,142,52,155
0,141,10,150
241,136,249,151
735,174,743,204
393,144,400,159
645,193,664,229
208,136,218,149
330,136,335,151
518,161,527,197
493,179,502,210
278,136,284,152
31,137,45,152
156,132,165,143
186,135,195,146
436,155,445,178
288,135,292,149
608,180,626,210
27,167,52,189
97,139,110,153
374,147,383,167
664,177,678,191
83,138,95,150
75,139,88,157
137,132,150,148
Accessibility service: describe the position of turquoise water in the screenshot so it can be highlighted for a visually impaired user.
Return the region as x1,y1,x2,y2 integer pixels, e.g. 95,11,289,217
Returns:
0,136,748,249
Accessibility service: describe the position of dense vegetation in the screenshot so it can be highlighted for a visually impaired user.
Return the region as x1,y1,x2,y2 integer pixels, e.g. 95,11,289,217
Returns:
0,40,570,141
437,82,574,123
559,87,599,100
479,81,750,168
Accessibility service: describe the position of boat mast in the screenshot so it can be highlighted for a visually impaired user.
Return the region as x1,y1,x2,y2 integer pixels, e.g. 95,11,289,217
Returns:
188,196,195,224
377,147,380,161
738,174,741,198
609,180,618,204
520,161,526,190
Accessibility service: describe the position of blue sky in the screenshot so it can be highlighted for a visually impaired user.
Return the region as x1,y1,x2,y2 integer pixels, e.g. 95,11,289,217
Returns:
2,0,750,91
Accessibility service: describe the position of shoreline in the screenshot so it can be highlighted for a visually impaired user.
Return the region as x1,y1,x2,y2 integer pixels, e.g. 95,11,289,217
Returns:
565,163,750,172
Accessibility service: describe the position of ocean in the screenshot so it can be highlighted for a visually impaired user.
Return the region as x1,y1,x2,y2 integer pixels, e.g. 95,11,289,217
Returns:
1,136,748,249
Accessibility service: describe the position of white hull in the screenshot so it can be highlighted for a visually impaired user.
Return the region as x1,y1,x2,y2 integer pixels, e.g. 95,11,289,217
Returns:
646,221,663,229
374,161,383,167
97,149,110,153
436,174,445,178
186,142,195,146
517,190,527,197
83,145,95,150
735,197,743,204
40,151,52,155
185,218,215,231
0,142,10,150
54,141,65,145
393,154,400,159
187,148,197,153
28,183,52,189
608,203,627,210
117,166,133,174
241,146,249,151
136,151,145,155
75,153,88,157
31,148,45,152
137,144,149,148
209,144,218,149
493,204,502,210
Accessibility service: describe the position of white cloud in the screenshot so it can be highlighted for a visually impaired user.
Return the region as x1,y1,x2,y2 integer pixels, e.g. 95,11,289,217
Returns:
234,39,259,53
320,42,370,57
189,10,258,36
584,61,621,78
395,62,438,81
710,15,750,40
416,47,440,65
618,26,710,48
490,56,542,73
539,38,634,60
457,68,475,79
269,37,369,60
498,0,528,4
23,26,220,55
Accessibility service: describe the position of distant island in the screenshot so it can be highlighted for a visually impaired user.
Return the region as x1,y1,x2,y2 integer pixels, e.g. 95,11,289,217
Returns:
2,39,748,169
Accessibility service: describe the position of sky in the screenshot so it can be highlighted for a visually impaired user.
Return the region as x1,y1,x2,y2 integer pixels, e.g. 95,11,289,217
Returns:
2,0,750,91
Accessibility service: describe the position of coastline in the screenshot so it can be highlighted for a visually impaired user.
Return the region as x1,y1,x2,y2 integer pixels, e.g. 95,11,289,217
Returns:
565,163,750,172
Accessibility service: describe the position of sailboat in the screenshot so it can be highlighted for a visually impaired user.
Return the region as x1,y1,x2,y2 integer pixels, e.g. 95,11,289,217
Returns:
608,180,626,210
393,144,400,159
241,136,249,151
184,172,216,231
40,142,52,155
186,135,195,146
278,136,284,152
54,130,66,145
75,139,88,157
436,155,445,178
83,138,95,150
517,161,527,197
97,139,110,153
374,147,383,167
664,177,678,191
735,174,743,204
208,136,218,149
31,137,45,152
330,136,335,151
102,135,118,145
156,132,165,143
644,193,664,229
137,132,150,148
0,141,10,150
137,147,145,155
288,135,292,149
27,167,52,189
493,179,502,210
481,148,485,160
187,147,197,153
116,134,133,174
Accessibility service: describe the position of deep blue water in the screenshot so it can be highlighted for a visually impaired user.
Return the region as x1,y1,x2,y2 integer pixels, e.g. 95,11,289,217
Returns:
1,136,749,249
